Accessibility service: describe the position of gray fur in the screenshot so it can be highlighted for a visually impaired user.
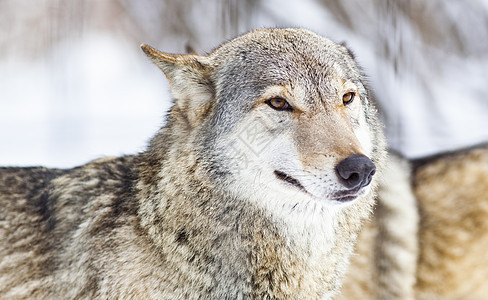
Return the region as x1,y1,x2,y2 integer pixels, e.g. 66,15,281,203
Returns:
0,28,386,299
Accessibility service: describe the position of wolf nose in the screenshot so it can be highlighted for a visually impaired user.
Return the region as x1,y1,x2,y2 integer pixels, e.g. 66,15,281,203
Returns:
335,154,376,190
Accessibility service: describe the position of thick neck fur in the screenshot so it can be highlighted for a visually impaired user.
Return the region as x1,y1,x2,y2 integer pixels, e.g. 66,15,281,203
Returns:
135,115,375,299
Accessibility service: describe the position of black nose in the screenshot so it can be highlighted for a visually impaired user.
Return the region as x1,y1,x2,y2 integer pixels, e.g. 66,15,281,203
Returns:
335,154,376,190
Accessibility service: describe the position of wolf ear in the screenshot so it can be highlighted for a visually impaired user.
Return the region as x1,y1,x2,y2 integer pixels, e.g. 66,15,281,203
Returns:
339,41,356,60
141,44,214,127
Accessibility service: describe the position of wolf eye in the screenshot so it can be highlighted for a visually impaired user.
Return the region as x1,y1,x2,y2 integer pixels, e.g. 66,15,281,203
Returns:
343,92,355,105
266,97,292,111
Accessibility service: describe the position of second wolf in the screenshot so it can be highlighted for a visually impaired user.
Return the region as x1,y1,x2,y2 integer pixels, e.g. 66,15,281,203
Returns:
339,145,488,300
0,28,386,299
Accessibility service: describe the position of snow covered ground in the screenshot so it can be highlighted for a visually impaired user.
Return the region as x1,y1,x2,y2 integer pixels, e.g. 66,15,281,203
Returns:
1,0,488,168
0,35,168,167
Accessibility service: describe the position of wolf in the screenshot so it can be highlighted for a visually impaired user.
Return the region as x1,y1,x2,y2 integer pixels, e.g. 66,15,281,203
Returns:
0,28,386,299
338,145,488,300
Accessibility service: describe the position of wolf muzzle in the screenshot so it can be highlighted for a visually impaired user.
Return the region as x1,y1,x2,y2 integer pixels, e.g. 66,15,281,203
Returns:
335,154,376,190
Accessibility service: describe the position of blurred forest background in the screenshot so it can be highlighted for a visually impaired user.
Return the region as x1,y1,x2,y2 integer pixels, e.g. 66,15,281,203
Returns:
1,0,488,167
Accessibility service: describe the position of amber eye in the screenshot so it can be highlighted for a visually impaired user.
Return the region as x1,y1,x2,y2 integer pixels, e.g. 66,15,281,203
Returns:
342,92,355,105
266,97,292,111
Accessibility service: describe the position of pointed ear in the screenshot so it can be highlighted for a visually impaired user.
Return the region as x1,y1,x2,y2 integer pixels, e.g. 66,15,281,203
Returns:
141,44,214,127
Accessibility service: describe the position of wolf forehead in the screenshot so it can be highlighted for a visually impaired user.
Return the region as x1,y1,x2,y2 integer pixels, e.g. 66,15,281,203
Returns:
209,28,362,89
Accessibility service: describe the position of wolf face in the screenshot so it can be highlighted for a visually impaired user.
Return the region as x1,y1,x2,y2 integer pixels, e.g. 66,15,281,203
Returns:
142,28,382,216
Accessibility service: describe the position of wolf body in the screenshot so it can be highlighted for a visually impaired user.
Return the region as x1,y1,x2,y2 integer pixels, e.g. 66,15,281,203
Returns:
0,28,386,299
339,145,488,299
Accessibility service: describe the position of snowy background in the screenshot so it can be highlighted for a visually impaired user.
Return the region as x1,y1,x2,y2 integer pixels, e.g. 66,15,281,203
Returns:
1,0,488,168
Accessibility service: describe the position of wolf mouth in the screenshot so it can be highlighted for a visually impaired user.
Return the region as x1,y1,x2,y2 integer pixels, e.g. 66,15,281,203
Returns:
274,170,307,192
274,171,365,202
332,190,361,202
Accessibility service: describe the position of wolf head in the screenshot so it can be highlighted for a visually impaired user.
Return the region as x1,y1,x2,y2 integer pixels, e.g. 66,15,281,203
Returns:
142,28,385,216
